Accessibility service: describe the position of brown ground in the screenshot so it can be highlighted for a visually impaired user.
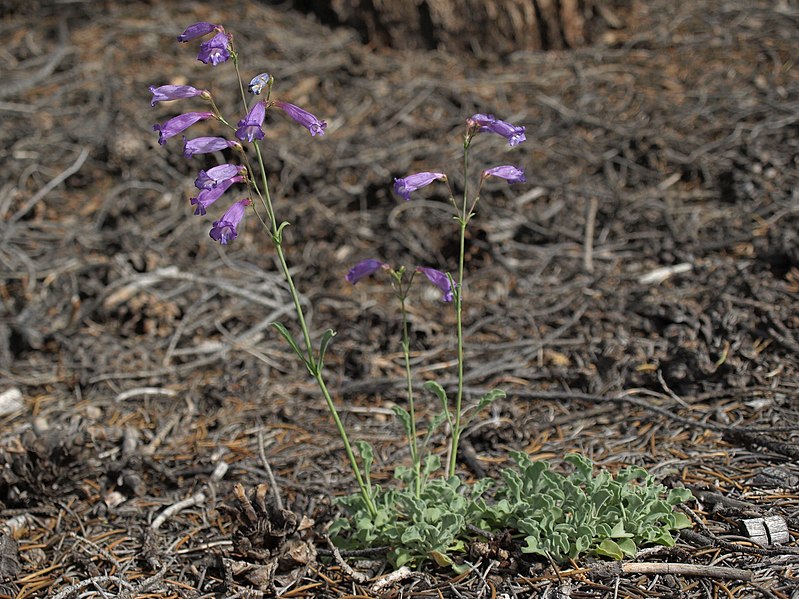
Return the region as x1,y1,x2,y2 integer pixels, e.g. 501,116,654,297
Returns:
1,1,799,597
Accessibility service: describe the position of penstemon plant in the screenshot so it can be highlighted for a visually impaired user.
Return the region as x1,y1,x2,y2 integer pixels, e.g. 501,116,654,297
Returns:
152,23,692,571
151,22,377,518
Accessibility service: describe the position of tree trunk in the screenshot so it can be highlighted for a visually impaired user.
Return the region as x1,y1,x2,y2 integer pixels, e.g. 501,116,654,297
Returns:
302,0,622,55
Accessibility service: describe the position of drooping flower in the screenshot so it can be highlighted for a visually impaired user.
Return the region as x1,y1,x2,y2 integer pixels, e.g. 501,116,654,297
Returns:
197,31,232,66
183,136,240,158
190,176,243,215
194,164,246,190
177,22,220,43
210,198,252,245
149,84,208,106
235,102,266,142
416,267,454,302
468,113,526,146
248,73,272,95
482,165,526,184
345,259,388,284
393,172,447,201
273,101,327,136
153,111,215,145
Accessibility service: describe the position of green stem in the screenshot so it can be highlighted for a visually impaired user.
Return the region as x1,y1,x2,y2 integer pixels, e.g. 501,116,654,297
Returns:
447,143,471,478
236,78,376,516
399,290,421,496
314,370,376,514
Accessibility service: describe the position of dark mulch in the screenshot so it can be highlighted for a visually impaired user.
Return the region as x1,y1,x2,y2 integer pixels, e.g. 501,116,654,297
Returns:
1,0,798,597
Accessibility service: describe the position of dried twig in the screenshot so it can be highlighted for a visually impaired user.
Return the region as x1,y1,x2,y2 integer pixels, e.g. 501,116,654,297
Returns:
150,491,206,531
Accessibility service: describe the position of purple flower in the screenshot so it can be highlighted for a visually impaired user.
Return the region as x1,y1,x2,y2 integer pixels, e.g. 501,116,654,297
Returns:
197,32,232,66
248,73,272,95
153,111,215,145
149,84,207,106
210,199,251,245
235,102,266,142
177,22,220,43
393,172,447,201
274,101,327,136
183,136,240,158
194,164,246,190
468,113,526,146
416,267,454,302
482,165,526,184
190,176,243,215
345,259,388,284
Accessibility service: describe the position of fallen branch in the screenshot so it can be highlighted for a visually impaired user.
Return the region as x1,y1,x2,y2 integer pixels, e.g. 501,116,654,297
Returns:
594,561,752,581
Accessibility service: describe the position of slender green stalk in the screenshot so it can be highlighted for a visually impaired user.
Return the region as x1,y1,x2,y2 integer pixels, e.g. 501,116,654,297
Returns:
231,66,376,517
447,141,472,478
398,288,421,496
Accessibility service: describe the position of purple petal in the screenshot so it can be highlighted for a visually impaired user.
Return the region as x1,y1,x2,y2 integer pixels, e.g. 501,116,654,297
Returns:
190,176,243,215
416,267,454,302
468,113,496,128
177,22,219,43
274,101,327,136
393,172,447,201
248,73,272,95
194,164,245,190
468,113,526,146
235,102,267,142
197,32,231,66
153,111,215,145
485,119,526,146
183,136,240,158
482,165,526,184
210,199,251,245
149,85,207,107
345,259,387,284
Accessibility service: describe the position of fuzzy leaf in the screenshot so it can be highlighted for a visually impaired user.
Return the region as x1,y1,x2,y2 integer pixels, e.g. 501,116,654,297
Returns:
430,550,470,574
354,440,374,495
391,405,413,439
476,388,505,412
421,454,441,478
594,539,624,560
271,322,309,368
317,328,336,369
423,381,451,423
672,512,693,530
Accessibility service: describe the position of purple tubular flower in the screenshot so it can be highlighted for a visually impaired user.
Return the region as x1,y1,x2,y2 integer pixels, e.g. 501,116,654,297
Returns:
197,32,232,66
153,111,215,145
274,101,327,136
393,172,447,201
468,113,526,146
486,119,526,146
235,102,266,142
177,22,220,43
194,164,246,190
248,73,272,95
416,267,454,302
183,136,240,158
190,176,243,215
149,84,207,106
345,259,387,284
210,198,252,245
482,165,526,184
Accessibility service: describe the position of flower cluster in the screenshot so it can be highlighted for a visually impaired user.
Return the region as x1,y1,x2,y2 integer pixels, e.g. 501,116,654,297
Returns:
346,260,454,303
150,22,328,244
177,22,232,66
348,113,527,304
